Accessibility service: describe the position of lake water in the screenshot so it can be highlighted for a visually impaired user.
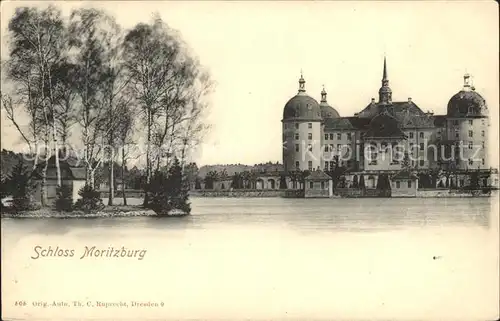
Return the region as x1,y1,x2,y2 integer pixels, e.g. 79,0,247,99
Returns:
2,197,499,320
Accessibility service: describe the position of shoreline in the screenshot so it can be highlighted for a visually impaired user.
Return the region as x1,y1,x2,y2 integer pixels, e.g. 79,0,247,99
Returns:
0,206,188,219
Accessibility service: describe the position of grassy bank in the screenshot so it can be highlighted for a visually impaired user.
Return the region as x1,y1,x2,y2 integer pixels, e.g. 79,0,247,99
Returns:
1,204,158,219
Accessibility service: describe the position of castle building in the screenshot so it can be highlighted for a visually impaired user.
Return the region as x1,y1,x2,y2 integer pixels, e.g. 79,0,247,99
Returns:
282,58,492,189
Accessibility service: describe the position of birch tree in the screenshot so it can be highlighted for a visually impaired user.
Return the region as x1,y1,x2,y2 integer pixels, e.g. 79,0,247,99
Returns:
5,6,67,205
68,8,120,188
122,15,214,204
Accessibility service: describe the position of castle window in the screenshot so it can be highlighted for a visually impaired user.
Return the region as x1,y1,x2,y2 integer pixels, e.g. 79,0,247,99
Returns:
337,144,342,152
308,161,313,171
308,133,312,140
295,161,300,168
482,141,485,149
420,143,424,150
482,159,485,165
455,130,459,138
308,144,312,151
324,162,328,170
321,182,325,189
481,130,485,137
308,123,312,129
419,160,424,166
309,181,313,189
295,144,299,152
481,119,485,126
337,133,342,140
347,133,352,140
468,159,473,166
409,132,414,139
295,123,299,129
324,134,328,140
469,120,473,125
419,132,424,139
468,141,473,149
453,120,459,126
325,145,329,152
396,181,401,188
468,130,473,137
329,133,334,140
295,133,299,140
329,161,334,171
408,180,412,188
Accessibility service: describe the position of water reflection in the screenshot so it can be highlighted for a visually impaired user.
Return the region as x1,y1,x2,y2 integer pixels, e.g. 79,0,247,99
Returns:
1,197,493,239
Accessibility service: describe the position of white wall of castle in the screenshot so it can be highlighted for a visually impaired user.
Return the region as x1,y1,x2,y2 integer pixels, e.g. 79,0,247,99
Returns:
283,119,490,173
282,120,322,171
444,117,489,170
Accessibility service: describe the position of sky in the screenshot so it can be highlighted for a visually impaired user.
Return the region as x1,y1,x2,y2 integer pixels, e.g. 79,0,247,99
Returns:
1,0,498,167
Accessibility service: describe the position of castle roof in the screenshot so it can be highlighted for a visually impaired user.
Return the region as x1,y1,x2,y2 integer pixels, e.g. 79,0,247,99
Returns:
305,170,331,181
391,170,418,180
446,73,488,118
323,116,370,130
283,74,322,121
364,112,406,139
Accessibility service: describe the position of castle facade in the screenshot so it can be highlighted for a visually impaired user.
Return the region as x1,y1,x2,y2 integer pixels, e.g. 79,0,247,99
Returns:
282,58,494,190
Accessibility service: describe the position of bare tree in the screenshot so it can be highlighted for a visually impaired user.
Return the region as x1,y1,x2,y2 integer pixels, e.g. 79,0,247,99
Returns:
115,102,135,206
5,6,67,205
50,61,78,158
68,8,121,188
122,15,214,207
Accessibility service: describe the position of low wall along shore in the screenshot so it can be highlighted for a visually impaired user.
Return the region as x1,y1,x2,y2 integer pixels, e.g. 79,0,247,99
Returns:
96,188,496,199
189,189,285,198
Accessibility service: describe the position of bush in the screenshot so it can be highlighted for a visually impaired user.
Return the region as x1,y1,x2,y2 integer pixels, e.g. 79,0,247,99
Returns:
279,175,287,189
0,173,9,210
146,158,191,216
74,185,104,213
7,161,37,211
55,184,74,212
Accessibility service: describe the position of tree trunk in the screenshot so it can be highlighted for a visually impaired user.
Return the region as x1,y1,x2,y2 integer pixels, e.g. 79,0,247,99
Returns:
108,149,114,206
40,150,49,207
143,111,152,207
53,119,61,187
32,142,39,171
86,164,93,188
121,147,127,206
47,65,61,188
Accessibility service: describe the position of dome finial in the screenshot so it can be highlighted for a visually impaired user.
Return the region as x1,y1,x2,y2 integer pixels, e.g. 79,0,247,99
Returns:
463,72,471,90
321,85,327,102
298,69,306,93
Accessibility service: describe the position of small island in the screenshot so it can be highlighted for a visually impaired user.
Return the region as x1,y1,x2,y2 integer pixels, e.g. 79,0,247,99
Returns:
0,7,210,218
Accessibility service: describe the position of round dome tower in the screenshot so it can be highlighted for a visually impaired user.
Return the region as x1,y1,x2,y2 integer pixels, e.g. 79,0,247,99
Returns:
447,73,488,118
282,74,321,121
319,86,340,119
282,73,323,173
446,73,489,170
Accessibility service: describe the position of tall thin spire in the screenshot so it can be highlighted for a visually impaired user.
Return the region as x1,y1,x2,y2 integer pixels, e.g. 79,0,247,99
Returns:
378,55,392,104
382,55,389,86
